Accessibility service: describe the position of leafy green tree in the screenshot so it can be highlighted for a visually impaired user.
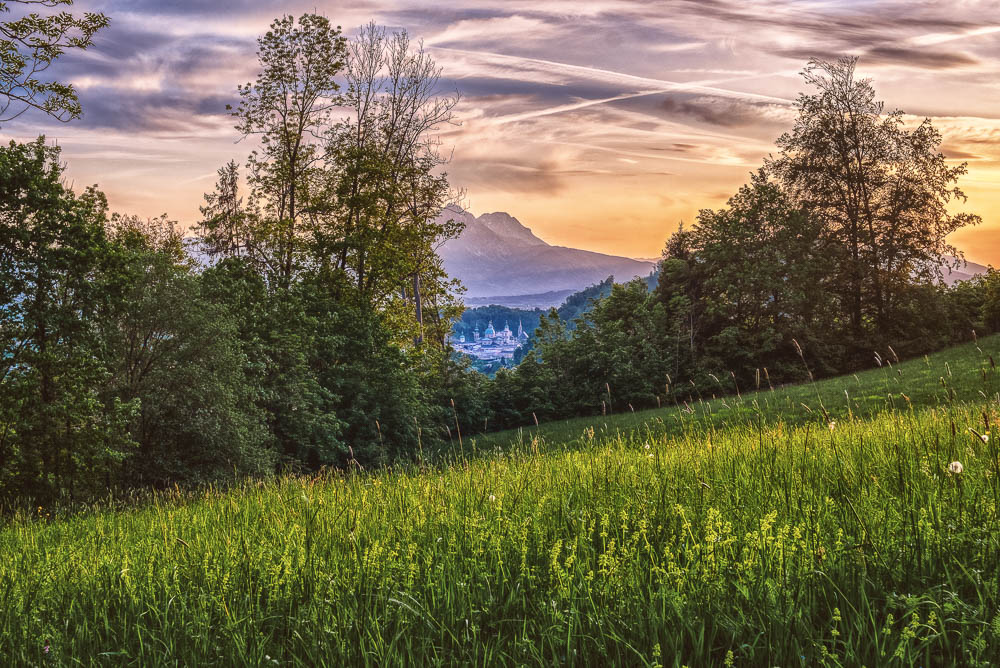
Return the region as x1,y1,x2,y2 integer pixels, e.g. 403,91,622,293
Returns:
578,280,669,411
199,259,342,471
495,283,668,424
0,0,108,123
979,270,1000,334
198,15,468,469
99,215,274,486
325,22,462,338
486,356,556,430
0,139,133,503
690,171,837,383
557,276,616,327
200,13,347,289
655,224,705,383
768,57,980,356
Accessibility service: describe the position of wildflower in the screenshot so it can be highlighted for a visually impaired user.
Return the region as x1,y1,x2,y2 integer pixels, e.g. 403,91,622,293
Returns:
949,461,964,475
644,444,650,450
43,644,50,654
828,421,836,431
489,494,496,502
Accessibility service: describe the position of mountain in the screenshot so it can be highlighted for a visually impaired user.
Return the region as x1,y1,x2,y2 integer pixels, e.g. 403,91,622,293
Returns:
941,256,990,285
438,207,655,304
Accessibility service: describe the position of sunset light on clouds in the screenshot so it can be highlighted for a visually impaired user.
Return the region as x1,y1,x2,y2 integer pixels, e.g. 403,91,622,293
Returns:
4,0,1000,263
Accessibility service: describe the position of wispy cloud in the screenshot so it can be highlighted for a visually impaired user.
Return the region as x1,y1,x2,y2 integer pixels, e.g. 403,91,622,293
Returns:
4,0,999,261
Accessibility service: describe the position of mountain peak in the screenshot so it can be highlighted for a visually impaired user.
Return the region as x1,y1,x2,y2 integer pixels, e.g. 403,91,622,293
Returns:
438,207,654,302
476,212,547,247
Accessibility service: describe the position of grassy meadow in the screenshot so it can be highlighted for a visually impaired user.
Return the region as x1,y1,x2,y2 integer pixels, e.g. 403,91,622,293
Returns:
469,335,1000,456
4,338,1000,665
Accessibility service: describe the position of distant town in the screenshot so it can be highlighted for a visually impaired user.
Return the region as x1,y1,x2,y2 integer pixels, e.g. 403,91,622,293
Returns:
450,320,529,361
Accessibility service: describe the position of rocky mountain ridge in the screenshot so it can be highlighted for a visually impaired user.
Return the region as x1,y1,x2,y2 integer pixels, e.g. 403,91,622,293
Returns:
438,207,655,303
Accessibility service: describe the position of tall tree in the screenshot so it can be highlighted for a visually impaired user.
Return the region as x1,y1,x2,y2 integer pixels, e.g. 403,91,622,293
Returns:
691,171,837,380
99,214,274,486
655,223,705,381
325,23,462,339
200,13,347,289
0,139,134,502
767,57,980,354
0,0,108,123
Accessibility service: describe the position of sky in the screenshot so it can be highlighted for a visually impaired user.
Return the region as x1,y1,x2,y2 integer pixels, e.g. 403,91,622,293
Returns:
4,0,1000,263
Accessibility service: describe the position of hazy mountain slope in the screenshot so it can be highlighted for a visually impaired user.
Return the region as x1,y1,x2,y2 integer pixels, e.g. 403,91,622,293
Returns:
439,207,654,300
941,256,990,285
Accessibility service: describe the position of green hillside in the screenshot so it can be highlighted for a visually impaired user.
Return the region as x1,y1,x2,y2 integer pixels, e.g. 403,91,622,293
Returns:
3,338,1000,665
470,335,1000,456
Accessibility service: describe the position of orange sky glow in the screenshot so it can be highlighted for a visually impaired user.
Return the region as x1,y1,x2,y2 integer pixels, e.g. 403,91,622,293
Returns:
4,0,999,265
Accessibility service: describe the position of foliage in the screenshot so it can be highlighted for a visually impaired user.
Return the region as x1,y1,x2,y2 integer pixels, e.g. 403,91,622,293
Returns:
98,222,276,487
326,22,462,322
196,15,467,472
201,14,347,289
767,57,981,358
0,138,134,503
0,0,108,123
476,58,983,434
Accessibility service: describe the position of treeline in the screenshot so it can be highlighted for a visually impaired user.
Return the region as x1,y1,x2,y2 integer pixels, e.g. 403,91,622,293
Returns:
476,58,990,431
1,15,993,506
0,16,487,505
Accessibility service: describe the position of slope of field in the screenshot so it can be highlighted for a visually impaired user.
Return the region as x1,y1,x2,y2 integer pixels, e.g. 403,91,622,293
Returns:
3,339,1000,665
471,336,1000,454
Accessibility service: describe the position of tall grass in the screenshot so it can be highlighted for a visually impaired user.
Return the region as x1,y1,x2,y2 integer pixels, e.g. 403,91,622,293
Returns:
2,339,1000,665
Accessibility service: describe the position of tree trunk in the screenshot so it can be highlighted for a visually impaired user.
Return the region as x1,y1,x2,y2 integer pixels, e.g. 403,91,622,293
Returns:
412,272,423,346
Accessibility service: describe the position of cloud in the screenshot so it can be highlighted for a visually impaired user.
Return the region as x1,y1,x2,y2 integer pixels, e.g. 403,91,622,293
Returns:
658,95,777,128
865,46,979,69
451,158,567,195
777,46,979,70
74,88,235,132
9,0,999,261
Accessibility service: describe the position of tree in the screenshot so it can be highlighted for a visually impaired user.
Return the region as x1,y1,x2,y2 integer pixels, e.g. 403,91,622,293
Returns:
201,17,463,349
99,214,275,486
199,258,343,471
0,139,133,502
200,13,347,289
325,22,462,338
689,171,837,382
0,0,108,123
655,224,705,382
767,57,980,356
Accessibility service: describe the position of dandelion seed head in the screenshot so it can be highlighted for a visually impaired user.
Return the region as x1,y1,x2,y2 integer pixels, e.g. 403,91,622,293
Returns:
949,461,964,475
